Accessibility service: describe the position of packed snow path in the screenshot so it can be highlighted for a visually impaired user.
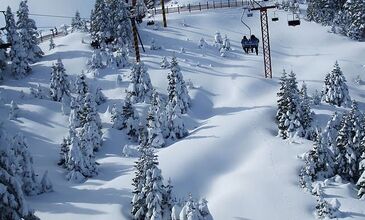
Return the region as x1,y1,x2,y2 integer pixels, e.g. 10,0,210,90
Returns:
2,7,365,220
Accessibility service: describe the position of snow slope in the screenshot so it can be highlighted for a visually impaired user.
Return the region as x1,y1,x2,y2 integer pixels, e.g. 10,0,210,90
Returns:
1,6,365,220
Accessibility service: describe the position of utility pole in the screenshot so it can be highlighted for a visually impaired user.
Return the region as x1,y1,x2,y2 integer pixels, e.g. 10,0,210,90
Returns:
131,0,141,62
160,0,167,27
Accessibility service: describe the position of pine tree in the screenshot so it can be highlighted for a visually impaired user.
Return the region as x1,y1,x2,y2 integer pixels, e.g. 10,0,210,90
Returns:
214,31,223,48
222,35,231,51
335,107,362,181
160,56,170,69
146,100,165,148
276,70,289,123
0,37,6,81
166,100,188,140
71,10,84,32
198,198,213,220
49,36,56,50
75,72,89,96
322,61,351,107
88,49,104,70
278,71,303,139
9,100,19,120
322,112,342,163
6,7,31,80
115,47,129,68
112,96,139,140
50,58,70,102
94,87,106,105
312,89,322,105
167,56,191,114
110,0,132,48
315,196,341,219
16,0,43,63
144,166,165,219
299,81,314,139
356,153,365,199
126,61,153,103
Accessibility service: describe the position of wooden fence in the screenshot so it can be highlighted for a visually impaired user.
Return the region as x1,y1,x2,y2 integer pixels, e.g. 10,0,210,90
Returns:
153,0,250,14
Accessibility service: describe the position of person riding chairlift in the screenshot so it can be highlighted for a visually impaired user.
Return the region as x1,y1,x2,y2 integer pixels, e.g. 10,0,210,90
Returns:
250,35,259,55
241,36,249,54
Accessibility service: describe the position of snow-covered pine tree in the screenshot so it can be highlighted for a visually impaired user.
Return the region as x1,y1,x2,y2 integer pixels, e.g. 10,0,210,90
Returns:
126,61,153,103
299,81,314,139
315,196,341,219
214,31,223,48
88,49,104,70
112,96,139,140
335,105,362,182
49,36,56,50
276,70,288,123
39,170,53,193
0,164,40,220
146,100,165,148
71,10,84,32
115,47,129,68
322,61,351,107
6,7,31,80
222,35,231,51
94,87,106,105
91,0,111,42
167,55,191,114
111,0,132,48
357,153,365,199
162,178,174,219
50,58,70,102
322,112,342,163
299,135,335,190
334,0,365,40
198,198,213,220
79,120,102,152
131,145,159,219
160,56,170,69
144,165,165,219
312,89,322,105
75,72,89,96
0,37,6,81
278,71,303,139
16,0,43,63
166,100,188,140
12,133,50,195
9,100,19,120
78,92,102,129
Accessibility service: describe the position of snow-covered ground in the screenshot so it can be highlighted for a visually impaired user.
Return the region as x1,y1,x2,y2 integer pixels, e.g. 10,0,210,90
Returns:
1,6,365,220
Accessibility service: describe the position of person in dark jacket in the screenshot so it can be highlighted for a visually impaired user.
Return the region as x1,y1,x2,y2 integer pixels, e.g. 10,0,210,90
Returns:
250,35,259,55
241,36,249,54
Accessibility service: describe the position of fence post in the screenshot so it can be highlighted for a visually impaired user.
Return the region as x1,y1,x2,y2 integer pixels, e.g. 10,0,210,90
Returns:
241,0,243,6
228,0,230,7
220,0,222,7
178,6,180,13
188,3,191,12
235,0,237,6
213,1,215,8
207,2,209,9
166,6,169,13
199,2,201,10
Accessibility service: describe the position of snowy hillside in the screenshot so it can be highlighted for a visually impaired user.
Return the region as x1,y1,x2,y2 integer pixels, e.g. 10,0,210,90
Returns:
1,2,365,220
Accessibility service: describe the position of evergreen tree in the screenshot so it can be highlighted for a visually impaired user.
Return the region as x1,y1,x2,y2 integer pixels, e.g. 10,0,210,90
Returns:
146,100,165,148
144,166,165,219
9,100,19,120
166,100,188,140
0,37,6,81
322,61,351,107
49,36,56,50
278,71,303,139
160,56,170,69
112,96,139,140
110,0,132,48
334,0,365,40
115,47,129,68
50,58,70,102
299,81,314,139
312,89,322,105
16,0,43,63
90,0,111,42
94,87,106,105
222,35,231,51
6,7,31,80
315,196,341,219
71,10,84,32
167,56,191,114
75,72,89,96
322,112,342,163
214,31,223,48
126,61,153,103
88,49,104,70
335,106,362,181
276,70,289,123
356,152,365,199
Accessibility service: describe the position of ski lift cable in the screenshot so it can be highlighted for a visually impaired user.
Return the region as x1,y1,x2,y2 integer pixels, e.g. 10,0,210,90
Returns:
28,13,89,20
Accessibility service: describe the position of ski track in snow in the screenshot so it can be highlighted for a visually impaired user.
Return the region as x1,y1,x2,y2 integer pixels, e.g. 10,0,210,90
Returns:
1,7,365,220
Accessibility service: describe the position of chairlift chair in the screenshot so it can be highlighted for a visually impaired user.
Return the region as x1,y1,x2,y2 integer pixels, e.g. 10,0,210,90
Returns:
272,11,279,21
287,12,300,26
0,11,11,49
247,9,253,17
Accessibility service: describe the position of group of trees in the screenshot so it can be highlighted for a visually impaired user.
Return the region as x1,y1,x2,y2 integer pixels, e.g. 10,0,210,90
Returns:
90,0,132,48
112,56,190,147
0,128,52,220
1,1,43,80
306,0,365,40
276,70,315,140
58,73,103,182
131,139,213,220
300,100,365,199
276,61,351,140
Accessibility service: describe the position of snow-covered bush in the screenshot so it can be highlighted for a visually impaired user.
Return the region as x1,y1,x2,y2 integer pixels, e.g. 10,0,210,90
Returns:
49,36,56,50
150,38,161,50
30,83,47,99
9,100,19,120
